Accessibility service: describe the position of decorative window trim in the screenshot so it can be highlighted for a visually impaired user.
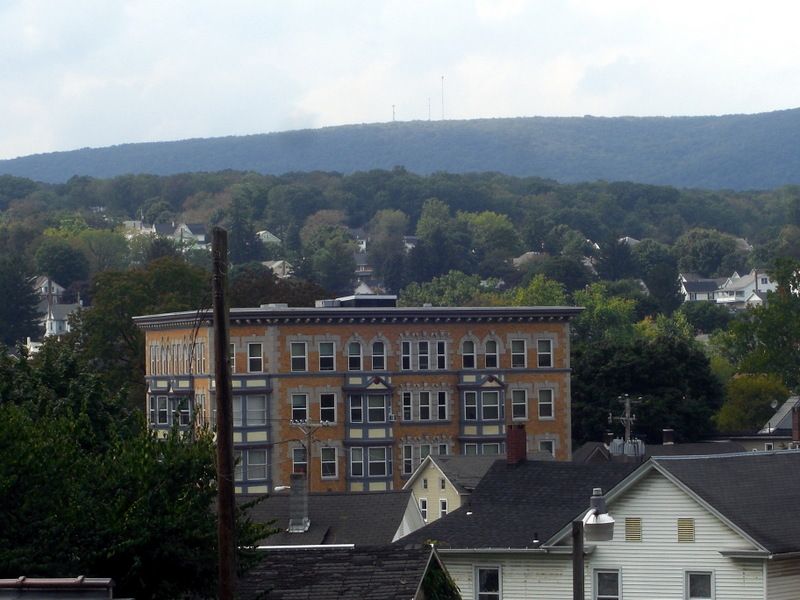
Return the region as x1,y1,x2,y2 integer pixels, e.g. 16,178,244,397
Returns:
418,341,430,370
538,388,554,420
537,338,553,368
511,339,527,368
321,446,338,479
511,389,528,420
320,393,336,423
436,341,447,369
348,341,362,371
401,341,412,370
462,339,476,369
484,339,499,369
319,341,335,371
371,340,386,371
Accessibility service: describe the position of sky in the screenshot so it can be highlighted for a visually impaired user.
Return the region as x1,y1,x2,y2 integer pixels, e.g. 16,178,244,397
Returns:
2,0,800,160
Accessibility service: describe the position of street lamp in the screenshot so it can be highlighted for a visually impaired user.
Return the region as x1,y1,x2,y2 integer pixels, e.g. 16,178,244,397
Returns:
573,488,615,600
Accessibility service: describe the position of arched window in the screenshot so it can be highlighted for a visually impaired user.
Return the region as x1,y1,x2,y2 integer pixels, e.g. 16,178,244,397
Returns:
462,340,475,369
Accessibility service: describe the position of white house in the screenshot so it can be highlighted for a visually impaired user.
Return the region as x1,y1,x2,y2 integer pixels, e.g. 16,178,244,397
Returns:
714,269,776,309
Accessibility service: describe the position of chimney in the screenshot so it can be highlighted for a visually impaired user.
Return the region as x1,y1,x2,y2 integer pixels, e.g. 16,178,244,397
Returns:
662,428,675,446
506,423,527,465
603,431,614,446
792,405,800,444
288,473,310,533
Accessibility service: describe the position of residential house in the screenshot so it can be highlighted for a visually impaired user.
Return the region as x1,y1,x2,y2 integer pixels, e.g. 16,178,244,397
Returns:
172,222,207,248
0,577,115,598
713,396,800,452
31,276,79,340
714,269,776,309
400,450,800,600
262,260,294,279
134,296,580,494
256,230,282,245
238,545,459,600
679,273,722,302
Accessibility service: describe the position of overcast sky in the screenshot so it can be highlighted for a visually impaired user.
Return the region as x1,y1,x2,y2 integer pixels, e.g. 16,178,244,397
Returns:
2,0,800,160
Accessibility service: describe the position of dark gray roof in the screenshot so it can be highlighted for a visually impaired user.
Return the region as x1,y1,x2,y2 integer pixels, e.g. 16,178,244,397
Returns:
657,451,800,554
239,490,413,546
572,441,747,463
154,223,173,236
401,459,636,549
238,545,446,600
434,455,505,494
683,280,719,293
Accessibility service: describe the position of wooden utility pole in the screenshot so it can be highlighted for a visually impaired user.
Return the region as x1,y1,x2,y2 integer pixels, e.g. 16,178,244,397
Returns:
572,520,584,600
212,227,235,600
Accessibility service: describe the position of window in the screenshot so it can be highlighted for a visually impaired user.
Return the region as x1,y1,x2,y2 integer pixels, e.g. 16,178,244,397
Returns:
537,339,553,368
436,341,447,369
402,392,413,421
419,498,428,521
350,447,364,477
538,389,554,419
321,447,337,478
349,394,363,423
595,570,620,600
440,477,446,490
291,394,308,422
248,343,263,372
678,518,695,542
625,517,642,542
234,450,243,481
367,395,386,422
483,443,501,455
765,442,774,451
484,339,499,369
439,498,448,518
420,444,431,460
418,341,429,370
247,395,267,426
174,397,192,426
438,443,448,455
292,447,307,474
229,343,236,372
419,392,431,420
233,396,243,427
401,341,412,370
422,478,428,489
511,389,527,420
148,396,157,424
348,341,362,371
156,396,168,425
462,340,476,368
511,339,526,368
402,445,413,474
464,392,478,420
686,572,713,600
437,391,448,420
371,341,385,370
464,443,478,455
319,342,335,371
290,342,307,372
476,567,500,600
247,449,268,480
320,393,336,423
482,391,500,420
368,447,389,476
539,440,555,456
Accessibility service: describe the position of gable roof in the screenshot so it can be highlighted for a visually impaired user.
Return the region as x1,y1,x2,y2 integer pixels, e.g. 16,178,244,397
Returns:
239,490,415,546
682,280,719,294
238,545,446,600
400,460,636,549
759,396,799,433
655,451,800,554
572,440,747,463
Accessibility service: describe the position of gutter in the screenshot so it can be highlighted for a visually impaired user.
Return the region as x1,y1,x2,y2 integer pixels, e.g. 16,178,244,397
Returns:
437,545,596,555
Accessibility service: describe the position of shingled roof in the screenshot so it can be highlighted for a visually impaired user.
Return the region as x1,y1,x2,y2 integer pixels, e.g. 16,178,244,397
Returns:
400,459,636,549
237,546,452,600
239,490,416,546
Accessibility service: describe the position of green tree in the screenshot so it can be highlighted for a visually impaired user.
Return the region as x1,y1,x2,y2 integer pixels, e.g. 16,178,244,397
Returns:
571,283,637,345
0,255,40,346
596,236,637,281
631,239,682,313
34,236,90,287
77,228,130,273
677,301,732,334
367,209,409,293
673,228,745,277
400,271,494,307
714,374,789,433
509,274,566,306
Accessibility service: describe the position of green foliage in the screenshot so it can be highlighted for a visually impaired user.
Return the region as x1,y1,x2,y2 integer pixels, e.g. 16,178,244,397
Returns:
0,254,40,346
229,262,328,307
400,271,494,307
673,228,745,277
634,312,695,343
677,301,733,334
509,274,566,306
571,283,637,345
715,374,789,433
631,239,682,314
34,236,89,287
367,209,410,293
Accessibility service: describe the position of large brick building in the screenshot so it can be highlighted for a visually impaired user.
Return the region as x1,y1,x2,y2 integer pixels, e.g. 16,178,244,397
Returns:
134,298,580,494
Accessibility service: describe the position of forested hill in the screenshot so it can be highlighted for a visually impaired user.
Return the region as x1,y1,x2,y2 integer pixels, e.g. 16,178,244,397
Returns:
4,108,800,189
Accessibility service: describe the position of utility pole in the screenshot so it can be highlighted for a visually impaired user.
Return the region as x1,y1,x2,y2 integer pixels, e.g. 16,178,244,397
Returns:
289,420,331,492
212,227,235,600
612,394,641,442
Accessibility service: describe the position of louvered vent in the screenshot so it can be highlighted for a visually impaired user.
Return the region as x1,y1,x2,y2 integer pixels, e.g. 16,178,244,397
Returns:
625,517,642,542
677,518,695,542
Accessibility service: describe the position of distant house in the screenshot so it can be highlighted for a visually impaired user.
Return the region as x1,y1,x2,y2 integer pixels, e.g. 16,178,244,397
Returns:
172,222,207,247
0,577,115,598
238,545,459,600
256,230,281,245
679,273,722,302
714,269,776,309
262,260,294,279
713,396,800,452
31,276,80,341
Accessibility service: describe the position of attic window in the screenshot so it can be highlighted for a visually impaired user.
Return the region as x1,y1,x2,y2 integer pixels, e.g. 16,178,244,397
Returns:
678,518,695,543
625,517,642,542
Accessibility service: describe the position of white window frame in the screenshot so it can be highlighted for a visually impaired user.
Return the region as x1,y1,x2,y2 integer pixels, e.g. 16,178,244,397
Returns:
485,339,499,369
232,395,243,427
481,391,500,420
482,442,501,455
436,341,447,369
348,341,362,371
511,339,527,368
371,341,386,370
420,444,431,461
367,446,390,477
439,498,448,518
234,450,243,482
321,446,338,479
402,392,413,421
462,340,476,369
511,389,528,420
402,444,413,475
320,393,336,423
419,497,428,521
292,446,307,474
247,395,267,426
229,343,236,373
475,566,501,600
367,394,386,423
401,341,412,370
685,571,714,600
157,395,169,425
537,338,553,368
350,447,364,477
419,391,431,421
464,443,478,455
290,342,307,372
538,388,554,420
594,569,621,600
438,443,448,455
248,342,263,373
291,394,308,423
418,341,430,370
246,449,268,481
539,439,555,457
319,341,335,371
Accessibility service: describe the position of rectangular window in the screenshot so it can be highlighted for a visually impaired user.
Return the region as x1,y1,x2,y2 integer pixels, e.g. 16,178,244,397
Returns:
368,447,389,477
418,341,429,370
483,443,501,455
247,449,268,480
686,572,713,600
464,392,478,420
232,396,243,427
401,341,411,370
349,394,363,423
248,343,263,372
482,391,500,420
537,339,553,368
419,392,431,420
438,443,448,455
538,389,554,419
319,341,335,371
440,477,446,490
174,397,190,426
419,498,428,521
348,341,362,371
539,440,555,456
290,342,307,372
462,340,476,368
371,341,385,370
422,478,428,489
485,339,499,369
320,393,336,423
464,443,478,455
234,450,243,482
436,341,447,369
292,447,307,474
350,447,364,477
148,396,157,424
402,392,413,421
476,567,500,600
511,339,526,368
420,444,431,461
402,445,413,475
367,394,386,422
229,343,236,372
595,570,620,600
247,395,267,426
157,396,168,425
437,391,448,420
511,389,527,420
321,447,337,478
291,394,308,423
439,498,448,518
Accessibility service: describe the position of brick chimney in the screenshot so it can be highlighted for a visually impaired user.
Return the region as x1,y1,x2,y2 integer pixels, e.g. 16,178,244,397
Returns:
662,428,675,446
603,431,614,446
792,405,800,444
506,423,527,465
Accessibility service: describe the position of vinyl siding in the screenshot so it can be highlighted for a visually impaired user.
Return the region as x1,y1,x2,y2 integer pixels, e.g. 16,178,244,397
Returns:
767,558,800,600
